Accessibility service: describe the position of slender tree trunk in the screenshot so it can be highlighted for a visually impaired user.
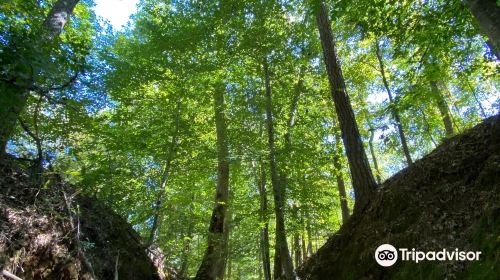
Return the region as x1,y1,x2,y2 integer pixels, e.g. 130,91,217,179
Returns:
0,0,80,157
419,107,438,147
179,217,193,278
255,160,272,280
293,232,301,268
305,211,313,257
367,126,382,184
332,132,350,223
464,0,500,60
465,80,487,118
257,234,262,280
263,58,295,280
196,83,230,280
301,233,307,262
375,41,413,165
430,81,454,137
148,101,181,245
315,1,377,211
18,96,44,186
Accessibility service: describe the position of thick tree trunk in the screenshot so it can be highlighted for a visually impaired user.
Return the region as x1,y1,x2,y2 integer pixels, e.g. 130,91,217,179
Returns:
0,0,80,157
196,83,230,280
332,132,350,223
375,41,413,165
263,58,295,280
255,160,272,280
315,1,377,211
430,81,454,137
464,0,500,60
148,101,181,245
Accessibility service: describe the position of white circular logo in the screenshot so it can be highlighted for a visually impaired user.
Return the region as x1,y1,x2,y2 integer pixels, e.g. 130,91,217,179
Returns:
375,244,398,267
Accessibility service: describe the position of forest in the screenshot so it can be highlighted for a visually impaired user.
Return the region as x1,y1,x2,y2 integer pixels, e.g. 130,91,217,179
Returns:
0,0,499,279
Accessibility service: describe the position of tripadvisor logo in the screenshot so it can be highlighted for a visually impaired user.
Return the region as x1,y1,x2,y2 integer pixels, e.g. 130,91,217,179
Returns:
374,244,482,267
375,244,398,267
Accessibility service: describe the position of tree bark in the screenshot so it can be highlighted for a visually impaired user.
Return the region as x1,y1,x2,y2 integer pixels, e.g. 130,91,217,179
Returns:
375,41,413,165
315,1,377,211
430,81,454,137
263,58,295,280
0,0,80,157
464,0,500,60
44,0,81,37
196,83,230,280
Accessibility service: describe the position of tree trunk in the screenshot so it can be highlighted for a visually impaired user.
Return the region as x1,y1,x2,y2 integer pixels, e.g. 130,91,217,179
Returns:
148,101,182,245
315,1,377,211
375,41,413,165
301,233,307,262
255,160,272,280
196,83,230,280
430,81,454,137
179,219,193,278
263,58,295,280
304,208,314,258
367,122,382,184
419,107,438,147
18,96,44,186
332,132,350,223
293,232,301,268
44,0,80,37
0,0,80,157
464,0,500,60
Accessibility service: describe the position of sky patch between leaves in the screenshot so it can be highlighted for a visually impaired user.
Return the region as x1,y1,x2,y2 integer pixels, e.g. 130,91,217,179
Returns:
93,0,139,29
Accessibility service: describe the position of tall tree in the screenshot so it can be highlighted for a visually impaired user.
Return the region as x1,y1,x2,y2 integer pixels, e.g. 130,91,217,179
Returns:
0,0,81,156
375,40,413,165
263,58,295,280
148,101,182,245
196,83,230,280
314,1,377,210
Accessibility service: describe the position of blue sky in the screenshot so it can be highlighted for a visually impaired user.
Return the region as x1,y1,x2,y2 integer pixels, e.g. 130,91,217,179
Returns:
94,0,140,29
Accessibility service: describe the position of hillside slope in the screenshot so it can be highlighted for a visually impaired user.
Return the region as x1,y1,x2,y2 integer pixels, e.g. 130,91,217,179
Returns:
0,160,170,279
299,115,500,279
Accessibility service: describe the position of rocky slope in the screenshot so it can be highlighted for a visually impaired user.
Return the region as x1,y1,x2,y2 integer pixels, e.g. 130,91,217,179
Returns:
0,159,170,280
299,115,500,279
